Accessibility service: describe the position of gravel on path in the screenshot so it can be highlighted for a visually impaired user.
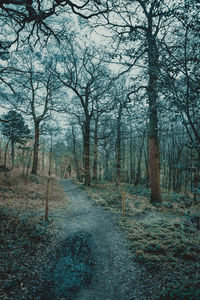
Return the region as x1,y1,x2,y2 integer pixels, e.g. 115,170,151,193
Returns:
52,179,153,300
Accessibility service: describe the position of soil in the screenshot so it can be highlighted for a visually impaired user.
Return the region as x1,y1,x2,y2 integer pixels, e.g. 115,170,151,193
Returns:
48,179,161,300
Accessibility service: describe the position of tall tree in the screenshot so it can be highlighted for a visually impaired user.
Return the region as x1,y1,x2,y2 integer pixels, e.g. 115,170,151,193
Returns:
57,42,112,186
93,0,178,202
160,1,200,159
4,49,62,175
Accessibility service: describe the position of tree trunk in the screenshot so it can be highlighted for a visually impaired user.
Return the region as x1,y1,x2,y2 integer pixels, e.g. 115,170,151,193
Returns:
116,103,123,184
83,118,91,186
134,134,145,186
129,134,135,184
144,137,149,187
71,125,80,179
4,140,9,177
49,135,52,176
104,149,109,180
32,120,40,175
42,140,45,171
25,150,32,181
147,27,162,203
92,116,98,182
11,137,15,169
0,140,2,163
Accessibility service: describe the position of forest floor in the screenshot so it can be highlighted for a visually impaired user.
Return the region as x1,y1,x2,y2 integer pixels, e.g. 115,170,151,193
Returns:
0,171,70,299
0,173,200,299
82,181,200,299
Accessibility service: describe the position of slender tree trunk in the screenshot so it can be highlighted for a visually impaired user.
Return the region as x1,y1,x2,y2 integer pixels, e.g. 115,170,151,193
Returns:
147,27,162,203
4,140,9,177
49,135,53,176
21,147,25,169
129,138,134,183
25,150,33,181
116,103,123,184
84,118,91,186
144,137,149,187
168,158,172,192
22,148,27,176
134,134,145,186
42,140,45,171
11,137,15,169
71,125,80,179
32,120,40,175
104,149,109,180
92,116,98,182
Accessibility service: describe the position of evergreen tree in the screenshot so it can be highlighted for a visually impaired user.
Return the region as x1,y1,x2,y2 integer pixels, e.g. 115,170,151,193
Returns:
1,110,31,168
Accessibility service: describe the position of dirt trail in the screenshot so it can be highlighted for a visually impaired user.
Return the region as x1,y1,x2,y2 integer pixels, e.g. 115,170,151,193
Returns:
52,179,149,300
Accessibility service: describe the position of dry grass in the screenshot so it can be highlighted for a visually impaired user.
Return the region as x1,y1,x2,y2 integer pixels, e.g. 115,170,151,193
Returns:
0,170,70,299
0,170,70,216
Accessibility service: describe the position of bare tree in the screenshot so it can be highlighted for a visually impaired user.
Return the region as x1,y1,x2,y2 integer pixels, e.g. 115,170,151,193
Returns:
0,0,108,48
3,50,61,174
56,42,112,185
92,0,178,202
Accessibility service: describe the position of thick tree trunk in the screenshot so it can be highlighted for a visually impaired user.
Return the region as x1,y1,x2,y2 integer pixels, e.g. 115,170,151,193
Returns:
0,140,2,163
149,138,161,202
83,119,91,186
147,28,162,203
32,120,40,175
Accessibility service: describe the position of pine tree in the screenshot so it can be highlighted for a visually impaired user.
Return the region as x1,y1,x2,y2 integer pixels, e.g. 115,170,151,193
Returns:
1,110,31,168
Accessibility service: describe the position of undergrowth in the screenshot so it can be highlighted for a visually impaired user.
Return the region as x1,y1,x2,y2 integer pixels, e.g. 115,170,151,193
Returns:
83,182,200,299
0,171,69,299
0,207,54,299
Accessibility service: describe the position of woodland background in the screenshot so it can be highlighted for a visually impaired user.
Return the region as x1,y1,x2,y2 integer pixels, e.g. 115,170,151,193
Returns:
0,0,200,299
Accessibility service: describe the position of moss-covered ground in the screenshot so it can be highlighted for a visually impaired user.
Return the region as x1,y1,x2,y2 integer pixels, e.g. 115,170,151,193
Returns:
83,182,200,299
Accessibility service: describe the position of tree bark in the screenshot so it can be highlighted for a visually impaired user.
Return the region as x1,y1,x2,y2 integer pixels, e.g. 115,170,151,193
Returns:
32,120,40,175
129,134,135,184
116,103,123,184
4,140,9,177
134,133,145,186
92,116,98,182
71,125,80,180
11,137,15,169
147,24,162,203
83,118,91,186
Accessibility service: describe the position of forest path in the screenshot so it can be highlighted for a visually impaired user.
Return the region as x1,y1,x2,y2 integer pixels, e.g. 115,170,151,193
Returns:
52,179,147,300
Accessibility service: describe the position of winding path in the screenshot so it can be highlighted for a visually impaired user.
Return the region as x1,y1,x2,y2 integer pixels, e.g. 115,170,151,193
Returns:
53,179,148,300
